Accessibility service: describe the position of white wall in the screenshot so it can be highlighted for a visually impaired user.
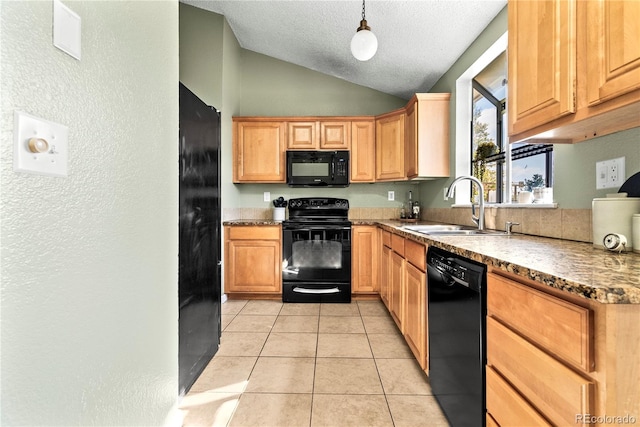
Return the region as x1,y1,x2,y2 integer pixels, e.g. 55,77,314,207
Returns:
0,1,179,425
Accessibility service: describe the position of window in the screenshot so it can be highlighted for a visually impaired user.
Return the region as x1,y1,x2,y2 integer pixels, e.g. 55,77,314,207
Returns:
469,50,553,204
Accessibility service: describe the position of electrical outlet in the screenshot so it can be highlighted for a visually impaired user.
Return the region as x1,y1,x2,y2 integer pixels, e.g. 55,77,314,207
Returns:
388,191,395,201
596,157,625,189
263,191,271,202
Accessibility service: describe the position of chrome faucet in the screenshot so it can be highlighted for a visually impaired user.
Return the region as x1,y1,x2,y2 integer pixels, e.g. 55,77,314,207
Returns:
446,175,485,231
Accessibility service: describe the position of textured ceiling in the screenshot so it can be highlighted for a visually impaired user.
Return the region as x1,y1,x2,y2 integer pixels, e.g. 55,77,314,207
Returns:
182,0,506,100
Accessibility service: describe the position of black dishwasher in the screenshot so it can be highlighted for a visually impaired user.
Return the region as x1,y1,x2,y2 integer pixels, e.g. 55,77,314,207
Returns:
427,246,486,427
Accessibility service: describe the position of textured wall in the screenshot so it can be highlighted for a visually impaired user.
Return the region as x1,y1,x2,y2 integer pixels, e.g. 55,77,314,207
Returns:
0,1,179,425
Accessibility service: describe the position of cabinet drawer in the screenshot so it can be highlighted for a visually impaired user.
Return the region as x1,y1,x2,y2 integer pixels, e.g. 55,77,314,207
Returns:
487,273,593,371
227,226,280,241
381,230,391,247
487,317,594,427
404,239,426,271
486,365,551,427
391,233,405,256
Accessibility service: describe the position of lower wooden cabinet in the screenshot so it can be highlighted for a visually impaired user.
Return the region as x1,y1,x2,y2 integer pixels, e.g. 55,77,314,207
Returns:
352,226,379,294
389,250,405,332
487,316,594,426
224,225,282,294
404,262,427,369
380,237,391,309
486,366,551,427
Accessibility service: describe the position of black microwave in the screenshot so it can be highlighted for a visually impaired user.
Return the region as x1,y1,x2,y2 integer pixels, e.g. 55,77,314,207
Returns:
286,150,349,187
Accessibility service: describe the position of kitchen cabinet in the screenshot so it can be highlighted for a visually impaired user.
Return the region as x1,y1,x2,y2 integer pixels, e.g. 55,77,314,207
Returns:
350,120,376,182
375,110,406,181
508,0,640,143
287,120,351,150
402,239,427,370
404,93,450,179
380,234,391,309
224,225,282,294
389,250,405,331
486,271,640,427
287,121,318,149
233,119,286,183
508,0,576,136
320,121,350,150
351,225,379,294
586,0,640,106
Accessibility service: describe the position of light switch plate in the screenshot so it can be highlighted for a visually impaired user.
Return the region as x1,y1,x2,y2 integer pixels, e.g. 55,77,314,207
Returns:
388,191,395,201
53,0,81,60
263,192,271,202
14,111,68,177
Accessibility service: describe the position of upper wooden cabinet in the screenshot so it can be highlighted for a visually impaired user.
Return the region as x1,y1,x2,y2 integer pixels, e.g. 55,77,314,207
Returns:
320,121,351,150
405,93,451,179
287,120,351,150
508,0,640,143
375,109,406,181
350,120,376,182
233,95,450,183
233,119,286,183
508,0,577,136
586,0,640,106
287,121,318,149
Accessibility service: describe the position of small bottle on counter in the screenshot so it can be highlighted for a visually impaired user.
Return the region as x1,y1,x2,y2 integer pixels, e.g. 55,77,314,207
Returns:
412,200,420,219
407,191,414,219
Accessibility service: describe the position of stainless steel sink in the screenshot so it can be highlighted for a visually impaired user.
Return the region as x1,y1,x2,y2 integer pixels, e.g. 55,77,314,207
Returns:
425,229,507,236
403,224,507,236
403,224,464,232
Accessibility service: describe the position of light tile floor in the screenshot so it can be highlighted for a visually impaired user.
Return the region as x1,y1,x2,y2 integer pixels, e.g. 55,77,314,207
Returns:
179,300,449,427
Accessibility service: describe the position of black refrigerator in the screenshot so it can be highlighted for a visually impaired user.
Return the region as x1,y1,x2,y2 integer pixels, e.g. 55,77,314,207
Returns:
178,82,221,395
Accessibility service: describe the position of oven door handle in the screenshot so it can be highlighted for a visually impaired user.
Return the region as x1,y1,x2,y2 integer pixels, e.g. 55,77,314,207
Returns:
292,287,341,294
283,226,351,231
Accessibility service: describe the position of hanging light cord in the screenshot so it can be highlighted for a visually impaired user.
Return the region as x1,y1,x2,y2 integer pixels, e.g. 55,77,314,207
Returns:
361,0,366,20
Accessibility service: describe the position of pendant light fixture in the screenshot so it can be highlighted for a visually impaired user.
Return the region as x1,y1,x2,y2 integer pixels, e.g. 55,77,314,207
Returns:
350,0,378,61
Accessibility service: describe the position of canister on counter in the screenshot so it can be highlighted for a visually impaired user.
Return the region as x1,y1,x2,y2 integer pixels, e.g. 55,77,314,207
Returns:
592,195,640,251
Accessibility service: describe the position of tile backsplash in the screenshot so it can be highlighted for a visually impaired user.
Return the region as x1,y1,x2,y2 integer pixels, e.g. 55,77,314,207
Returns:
224,206,593,243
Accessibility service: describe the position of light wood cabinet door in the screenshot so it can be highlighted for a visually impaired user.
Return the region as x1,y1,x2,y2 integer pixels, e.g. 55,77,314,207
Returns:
320,121,350,150
234,121,286,182
225,226,282,294
405,94,450,179
350,120,376,182
404,262,427,369
508,0,577,136
586,0,640,105
288,121,318,149
404,100,417,178
389,250,405,332
352,226,379,294
380,241,391,309
376,111,406,181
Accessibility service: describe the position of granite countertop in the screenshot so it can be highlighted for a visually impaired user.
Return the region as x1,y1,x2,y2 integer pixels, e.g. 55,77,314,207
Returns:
373,220,640,305
224,219,640,304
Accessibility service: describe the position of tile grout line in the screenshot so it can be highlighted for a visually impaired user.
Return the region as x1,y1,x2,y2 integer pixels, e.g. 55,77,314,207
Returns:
361,300,399,427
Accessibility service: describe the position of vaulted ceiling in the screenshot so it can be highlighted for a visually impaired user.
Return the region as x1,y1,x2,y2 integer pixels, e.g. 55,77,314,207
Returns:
182,0,506,100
